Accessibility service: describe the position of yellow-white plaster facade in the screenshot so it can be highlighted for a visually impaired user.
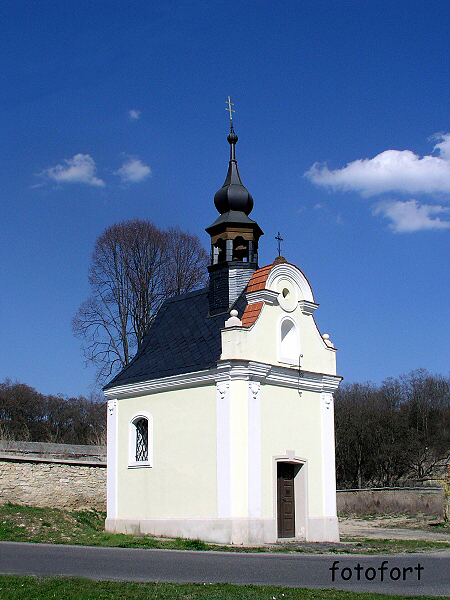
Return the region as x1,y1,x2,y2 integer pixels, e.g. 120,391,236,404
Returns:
105,261,341,544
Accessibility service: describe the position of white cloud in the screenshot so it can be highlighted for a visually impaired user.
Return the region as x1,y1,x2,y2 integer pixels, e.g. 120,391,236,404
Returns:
128,109,141,120
373,199,450,233
43,154,105,187
114,156,151,183
305,133,450,197
432,132,450,160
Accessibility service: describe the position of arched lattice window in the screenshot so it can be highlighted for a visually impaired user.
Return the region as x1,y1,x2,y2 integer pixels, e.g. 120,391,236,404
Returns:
129,413,152,467
134,418,148,462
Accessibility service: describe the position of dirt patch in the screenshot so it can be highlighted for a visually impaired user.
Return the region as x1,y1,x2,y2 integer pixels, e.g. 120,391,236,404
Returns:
339,515,450,541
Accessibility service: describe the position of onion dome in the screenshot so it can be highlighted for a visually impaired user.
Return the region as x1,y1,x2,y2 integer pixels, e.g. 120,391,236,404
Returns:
214,126,254,215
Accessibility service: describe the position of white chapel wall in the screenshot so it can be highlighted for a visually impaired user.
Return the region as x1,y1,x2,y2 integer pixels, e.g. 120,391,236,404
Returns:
221,299,336,376
259,385,326,519
114,384,217,520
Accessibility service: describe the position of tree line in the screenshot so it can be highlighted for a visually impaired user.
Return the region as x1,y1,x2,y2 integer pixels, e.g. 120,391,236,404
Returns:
335,369,450,489
2,368,449,487
0,380,106,445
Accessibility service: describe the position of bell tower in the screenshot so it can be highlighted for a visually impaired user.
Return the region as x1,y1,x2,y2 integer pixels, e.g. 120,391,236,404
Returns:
206,98,263,314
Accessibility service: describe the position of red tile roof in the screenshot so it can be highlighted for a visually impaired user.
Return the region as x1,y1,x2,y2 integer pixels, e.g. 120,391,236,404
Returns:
241,302,264,328
245,264,273,293
240,264,274,327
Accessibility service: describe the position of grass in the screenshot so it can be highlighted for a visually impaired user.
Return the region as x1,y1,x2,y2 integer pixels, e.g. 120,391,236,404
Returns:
343,537,450,554
0,504,211,551
1,504,450,554
0,576,447,600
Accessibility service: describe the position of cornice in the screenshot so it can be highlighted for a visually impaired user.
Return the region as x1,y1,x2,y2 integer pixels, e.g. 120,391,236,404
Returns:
246,289,279,305
299,300,319,315
216,360,271,382
103,369,217,399
104,361,342,399
266,262,314,303
216,360,341,392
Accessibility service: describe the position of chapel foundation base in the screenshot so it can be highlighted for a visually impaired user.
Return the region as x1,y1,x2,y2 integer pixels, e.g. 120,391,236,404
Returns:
307,516,340,542
105,516,340,545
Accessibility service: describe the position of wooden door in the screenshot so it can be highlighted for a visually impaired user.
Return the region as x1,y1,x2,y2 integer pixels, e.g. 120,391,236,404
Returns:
277,462,295,538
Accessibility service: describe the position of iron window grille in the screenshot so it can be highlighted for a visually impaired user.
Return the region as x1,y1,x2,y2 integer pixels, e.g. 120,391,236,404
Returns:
135,418,148,462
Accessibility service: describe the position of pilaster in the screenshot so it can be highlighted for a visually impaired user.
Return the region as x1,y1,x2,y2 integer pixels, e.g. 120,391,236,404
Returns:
247,381,262,517
107,399,118,519
321,392,338,518
216,382,231,517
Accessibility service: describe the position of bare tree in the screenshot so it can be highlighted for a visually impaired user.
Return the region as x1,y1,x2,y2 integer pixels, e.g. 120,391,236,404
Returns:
335,382,379,488
164,227,210,296
335,370,450,489
73,219,208,382
400,369,450,480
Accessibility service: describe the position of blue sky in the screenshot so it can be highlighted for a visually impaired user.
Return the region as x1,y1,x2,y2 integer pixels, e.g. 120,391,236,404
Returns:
1,0,449,397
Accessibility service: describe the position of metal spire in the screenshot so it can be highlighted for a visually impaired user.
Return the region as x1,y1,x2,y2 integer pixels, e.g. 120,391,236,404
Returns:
225,96,237,161
212,97,253,216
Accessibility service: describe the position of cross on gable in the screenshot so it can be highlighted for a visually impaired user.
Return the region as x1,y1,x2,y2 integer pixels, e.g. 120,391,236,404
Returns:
275,231,283,257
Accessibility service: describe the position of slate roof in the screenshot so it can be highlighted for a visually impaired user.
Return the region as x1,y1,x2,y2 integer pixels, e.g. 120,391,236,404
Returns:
205,209,263,237
103,287,247,390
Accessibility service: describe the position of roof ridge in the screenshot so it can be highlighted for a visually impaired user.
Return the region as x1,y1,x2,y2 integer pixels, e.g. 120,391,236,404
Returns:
163,286,208,304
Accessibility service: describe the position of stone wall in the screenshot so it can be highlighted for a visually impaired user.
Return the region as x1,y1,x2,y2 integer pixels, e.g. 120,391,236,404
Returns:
337,487,445,518
1,441,446,517
0,442,106,511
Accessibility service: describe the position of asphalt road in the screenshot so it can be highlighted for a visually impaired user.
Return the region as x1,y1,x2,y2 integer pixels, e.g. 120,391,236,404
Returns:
0,542,449,596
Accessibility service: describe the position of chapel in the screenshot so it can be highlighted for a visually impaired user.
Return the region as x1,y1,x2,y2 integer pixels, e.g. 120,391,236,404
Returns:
104,110,342,544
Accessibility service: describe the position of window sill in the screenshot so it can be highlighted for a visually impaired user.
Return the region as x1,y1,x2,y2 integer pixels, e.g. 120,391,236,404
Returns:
128,462,152,469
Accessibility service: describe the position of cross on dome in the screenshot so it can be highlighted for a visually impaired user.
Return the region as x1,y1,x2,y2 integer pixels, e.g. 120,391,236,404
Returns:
225,96,235,125
212,97,253,216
